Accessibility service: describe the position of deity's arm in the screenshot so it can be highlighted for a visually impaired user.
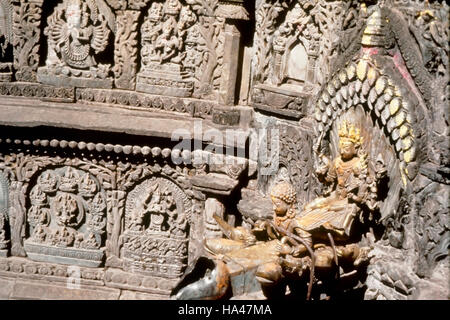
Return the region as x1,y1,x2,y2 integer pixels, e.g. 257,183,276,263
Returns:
318,157,338,186
91,18,110,54
315,154,333,183
46,13,69,51
252,219,278,240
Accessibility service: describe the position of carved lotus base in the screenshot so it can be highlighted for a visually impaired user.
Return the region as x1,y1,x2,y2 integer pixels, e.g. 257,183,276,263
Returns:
136,67,194,97
37,67,113,89
24,240,105,268
122,231,188,279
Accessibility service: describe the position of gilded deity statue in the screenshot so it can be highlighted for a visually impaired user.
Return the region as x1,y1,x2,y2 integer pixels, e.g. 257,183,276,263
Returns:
294,121,381,242
178,121,382,299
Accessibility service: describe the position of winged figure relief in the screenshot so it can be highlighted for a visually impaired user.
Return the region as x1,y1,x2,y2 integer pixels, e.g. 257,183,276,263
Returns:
44,0,110,69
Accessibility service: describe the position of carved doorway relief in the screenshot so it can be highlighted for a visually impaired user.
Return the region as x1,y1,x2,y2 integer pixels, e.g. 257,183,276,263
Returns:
283,41,308,85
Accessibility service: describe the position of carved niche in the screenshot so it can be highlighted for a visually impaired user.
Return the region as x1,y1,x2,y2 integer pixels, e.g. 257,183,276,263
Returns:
252,1,320,119
37,0,114,89
136,0,197,97
122,177,191,279
271,1,319,87
0,0,13,82
24,167,107,267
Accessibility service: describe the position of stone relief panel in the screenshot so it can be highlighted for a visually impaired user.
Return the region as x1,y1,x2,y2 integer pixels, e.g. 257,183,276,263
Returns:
122,176,190,279
0,0,237,107
0,137,220,296
24,167,107,267
252,0,369,118
37,0,115,89
136,0,197,97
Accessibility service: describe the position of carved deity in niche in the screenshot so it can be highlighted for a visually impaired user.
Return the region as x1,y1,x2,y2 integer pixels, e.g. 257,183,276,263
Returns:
123,177,190,279
24,167,107,267
37,0,113,88
292,121,386,242
136,0,197,97
0,0,12,81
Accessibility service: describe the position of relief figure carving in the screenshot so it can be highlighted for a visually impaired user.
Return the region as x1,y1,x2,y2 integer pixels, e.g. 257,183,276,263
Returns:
24,167,107,267
136,0,196,97
37,0,113,89
123,177,191,280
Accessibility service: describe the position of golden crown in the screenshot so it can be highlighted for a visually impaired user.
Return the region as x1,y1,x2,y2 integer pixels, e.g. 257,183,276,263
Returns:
338,121,363,145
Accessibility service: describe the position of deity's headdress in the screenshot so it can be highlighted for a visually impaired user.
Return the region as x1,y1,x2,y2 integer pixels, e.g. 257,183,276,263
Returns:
270,181,297,205
338,121,363,146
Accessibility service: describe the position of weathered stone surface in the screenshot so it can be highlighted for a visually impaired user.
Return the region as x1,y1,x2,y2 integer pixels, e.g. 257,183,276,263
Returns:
119,290,168,300
0,0,447,301
11,280,121,300
191,173,239,195
0,277,14,300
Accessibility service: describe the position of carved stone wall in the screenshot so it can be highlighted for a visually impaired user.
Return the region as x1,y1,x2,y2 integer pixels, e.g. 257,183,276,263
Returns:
248,0,448,300
0,0,448,300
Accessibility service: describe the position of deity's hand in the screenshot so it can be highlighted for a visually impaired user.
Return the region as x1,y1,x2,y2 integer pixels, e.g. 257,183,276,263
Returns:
244,234,257,246
252,220,268,232
275,240,292,256
315,154,330,176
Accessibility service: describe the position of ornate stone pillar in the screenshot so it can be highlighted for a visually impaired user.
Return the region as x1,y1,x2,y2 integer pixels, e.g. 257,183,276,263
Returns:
12,0,44,82
105,190,126,268
219,23,241,105
216,0,249,106
9,180,27,257
113,10,140,90
0,172,9,257
204,197,225,239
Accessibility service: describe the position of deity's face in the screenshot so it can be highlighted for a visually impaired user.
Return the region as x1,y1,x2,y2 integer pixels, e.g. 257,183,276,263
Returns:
67,4,81,28
339,138,357,160
271,196,289,216
149,2,163,18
